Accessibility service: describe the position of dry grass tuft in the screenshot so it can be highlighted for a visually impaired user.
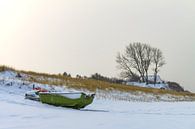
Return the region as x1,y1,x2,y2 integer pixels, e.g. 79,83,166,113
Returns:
0,65,15,72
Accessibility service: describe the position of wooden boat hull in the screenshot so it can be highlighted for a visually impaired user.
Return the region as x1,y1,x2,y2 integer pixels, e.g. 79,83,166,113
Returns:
39,92,95,109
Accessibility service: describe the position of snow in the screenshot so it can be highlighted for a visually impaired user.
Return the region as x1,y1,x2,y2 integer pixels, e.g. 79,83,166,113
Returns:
126,75,169,89
0,71,195,129
61,93,82,99
0,70,17,79
1,87,195,129
148,75,164,83
40,92,82,99
127,81,169,89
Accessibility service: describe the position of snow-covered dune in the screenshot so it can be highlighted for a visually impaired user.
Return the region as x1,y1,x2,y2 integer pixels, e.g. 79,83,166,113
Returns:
0,70,195,129
0,70,195,102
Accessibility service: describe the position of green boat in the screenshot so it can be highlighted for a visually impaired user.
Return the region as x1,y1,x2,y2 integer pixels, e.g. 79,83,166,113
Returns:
39,92,95,109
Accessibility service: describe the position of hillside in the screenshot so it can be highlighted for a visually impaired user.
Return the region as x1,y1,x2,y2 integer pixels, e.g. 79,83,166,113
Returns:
1,66,195,129
0,65,195,101
1,79,195,129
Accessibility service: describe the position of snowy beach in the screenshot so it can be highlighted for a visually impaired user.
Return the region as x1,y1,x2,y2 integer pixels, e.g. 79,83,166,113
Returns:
1,85,195,129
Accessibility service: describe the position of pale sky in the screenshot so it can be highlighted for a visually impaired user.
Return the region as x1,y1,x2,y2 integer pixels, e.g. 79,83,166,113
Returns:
0,0,195,92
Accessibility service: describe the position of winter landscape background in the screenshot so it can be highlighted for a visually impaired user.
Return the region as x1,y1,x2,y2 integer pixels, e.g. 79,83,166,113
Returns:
0,0,195,92
0,0,195,129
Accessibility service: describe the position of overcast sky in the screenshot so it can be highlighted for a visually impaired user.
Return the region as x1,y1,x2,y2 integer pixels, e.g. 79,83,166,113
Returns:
0,0,195,91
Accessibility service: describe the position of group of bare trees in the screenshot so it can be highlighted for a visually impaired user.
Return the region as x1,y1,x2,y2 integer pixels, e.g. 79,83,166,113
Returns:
116,42,165,85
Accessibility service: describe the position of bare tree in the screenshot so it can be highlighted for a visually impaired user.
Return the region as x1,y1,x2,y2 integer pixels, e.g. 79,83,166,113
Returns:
143,44,153,84
116,42,165,84
116,42,153,83
152,48,165,85
130,43,145,82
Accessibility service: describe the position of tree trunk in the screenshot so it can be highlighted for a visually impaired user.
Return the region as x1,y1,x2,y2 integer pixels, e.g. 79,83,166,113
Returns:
145,70,148,85
154,68,157,85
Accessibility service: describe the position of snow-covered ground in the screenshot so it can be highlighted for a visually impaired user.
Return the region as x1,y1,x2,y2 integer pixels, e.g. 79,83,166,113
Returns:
126,75,169,89
127,81,168,89
1,85,195,129
0,71,195,129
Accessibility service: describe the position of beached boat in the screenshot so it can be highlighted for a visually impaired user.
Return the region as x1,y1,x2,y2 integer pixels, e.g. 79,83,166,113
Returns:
25,90,40,101
39,92,95,109
25,88,48,101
